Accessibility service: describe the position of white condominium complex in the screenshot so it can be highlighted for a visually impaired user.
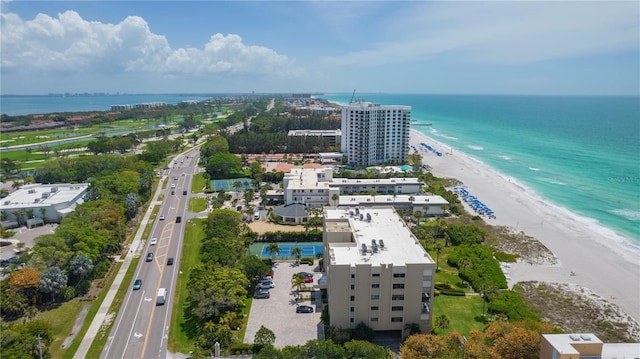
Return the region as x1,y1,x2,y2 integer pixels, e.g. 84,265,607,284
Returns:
323,207,435,336
341,101,411,167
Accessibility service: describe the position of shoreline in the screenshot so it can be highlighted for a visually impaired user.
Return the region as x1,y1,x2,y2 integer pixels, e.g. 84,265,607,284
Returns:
409,129,640,324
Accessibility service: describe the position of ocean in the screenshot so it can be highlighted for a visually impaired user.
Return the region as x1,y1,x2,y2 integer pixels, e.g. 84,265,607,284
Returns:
321,93,640,249
0,94,214,115
2,93,639,249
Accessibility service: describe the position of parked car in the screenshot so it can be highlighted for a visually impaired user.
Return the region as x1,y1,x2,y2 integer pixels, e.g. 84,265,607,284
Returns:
303,276,314,283
150,237,158,246
294,272,314,279
296,305,314,313
256,281,275,289
253,290,270,299
167,257,174,265
133,279,142,290
146,252,153,262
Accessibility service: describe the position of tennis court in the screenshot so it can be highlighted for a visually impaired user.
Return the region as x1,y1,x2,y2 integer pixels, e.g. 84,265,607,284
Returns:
210,178,254,191
259,243,323,259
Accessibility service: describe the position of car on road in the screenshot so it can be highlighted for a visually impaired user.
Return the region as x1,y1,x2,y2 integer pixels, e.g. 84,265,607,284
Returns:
253,290,270,299
171,184,175,188
256,281,275,289
174,176,178,180
296,305,314,313
133,279,142,290
176,216,182,223
146,252,153,262
183,190,187,195
171,190,175,195
159,214,165,220
167,257,174,265
150,237,158,246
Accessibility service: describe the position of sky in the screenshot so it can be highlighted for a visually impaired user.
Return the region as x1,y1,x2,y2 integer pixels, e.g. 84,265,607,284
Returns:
1,1,639,96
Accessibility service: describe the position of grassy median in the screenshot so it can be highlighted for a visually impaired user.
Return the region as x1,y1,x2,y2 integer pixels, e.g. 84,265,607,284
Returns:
168,218,205,353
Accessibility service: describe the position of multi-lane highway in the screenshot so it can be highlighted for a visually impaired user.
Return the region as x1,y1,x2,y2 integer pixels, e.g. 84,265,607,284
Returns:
102,149,200,359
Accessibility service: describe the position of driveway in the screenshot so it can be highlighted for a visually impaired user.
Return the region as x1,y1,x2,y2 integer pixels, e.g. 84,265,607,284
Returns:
243,261,323,348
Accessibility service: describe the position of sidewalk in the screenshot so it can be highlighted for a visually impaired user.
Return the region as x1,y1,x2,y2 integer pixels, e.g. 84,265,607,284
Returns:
73,176,166,358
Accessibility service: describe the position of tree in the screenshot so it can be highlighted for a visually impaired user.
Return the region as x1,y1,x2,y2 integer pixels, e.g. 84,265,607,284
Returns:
39,208,47,223
344,340,393,359
206,153,244,179
484,322,543,359
237,255,272,285
7,267,41,304
435,242,444,271
254,325,276,346
39,266,68,302
69,254,94,281
267,243,280,262
291,246,303,264
352,322,374,341
435,314,450,330
400,334,458,359
303,339,345,358
291,273,306,300
331,193,339,206
188,264,248,321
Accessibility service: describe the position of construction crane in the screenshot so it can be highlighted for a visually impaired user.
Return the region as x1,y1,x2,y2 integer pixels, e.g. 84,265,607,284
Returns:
349,89,356,104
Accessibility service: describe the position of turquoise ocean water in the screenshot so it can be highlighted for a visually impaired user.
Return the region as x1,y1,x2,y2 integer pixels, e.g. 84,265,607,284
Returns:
322,94,640,250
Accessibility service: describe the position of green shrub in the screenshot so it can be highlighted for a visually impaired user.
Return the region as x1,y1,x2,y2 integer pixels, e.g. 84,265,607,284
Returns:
299,257,314,265
448,245,507,290
229,343,255,355
257,230,322,242
439,289,466,296
434,282,454,290
494,251,519,263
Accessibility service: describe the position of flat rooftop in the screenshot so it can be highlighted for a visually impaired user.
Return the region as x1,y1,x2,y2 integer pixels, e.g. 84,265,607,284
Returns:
325,207,434,266
543,334,603,355
1,183,89,209
338,194,448,207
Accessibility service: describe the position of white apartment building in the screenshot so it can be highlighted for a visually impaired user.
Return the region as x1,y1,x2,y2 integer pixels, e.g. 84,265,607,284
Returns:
0,183,89,225
323,207,435,336
282,167,423,208
341,101,411,167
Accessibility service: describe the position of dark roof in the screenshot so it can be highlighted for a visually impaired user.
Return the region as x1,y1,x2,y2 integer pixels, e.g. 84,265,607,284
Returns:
273,203,308,218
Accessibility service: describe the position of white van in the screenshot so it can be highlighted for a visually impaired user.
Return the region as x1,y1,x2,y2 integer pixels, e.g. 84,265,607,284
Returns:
157,288,166,306
254,212,260,220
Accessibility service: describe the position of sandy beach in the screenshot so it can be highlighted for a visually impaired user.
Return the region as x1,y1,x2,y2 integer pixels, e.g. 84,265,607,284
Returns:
409,129,640,324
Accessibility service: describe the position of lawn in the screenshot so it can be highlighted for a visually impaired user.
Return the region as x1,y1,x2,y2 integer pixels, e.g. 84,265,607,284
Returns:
191,172,207,194
432,294,486,336
33,300,85,359
189,197,207,213
168,218,205,353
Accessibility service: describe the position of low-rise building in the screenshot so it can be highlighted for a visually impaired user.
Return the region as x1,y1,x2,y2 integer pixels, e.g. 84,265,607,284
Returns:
0,183,89,225
540,333,640,359
323,207,435,336
337,194,449,215
283,167,423,209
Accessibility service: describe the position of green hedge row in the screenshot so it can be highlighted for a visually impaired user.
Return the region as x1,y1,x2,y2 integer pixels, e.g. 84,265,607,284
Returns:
448,244,508,290
256,230,322,242
299,257,314,265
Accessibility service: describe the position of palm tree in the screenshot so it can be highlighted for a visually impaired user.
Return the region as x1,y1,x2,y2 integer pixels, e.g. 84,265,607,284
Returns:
291,273,305,301
204,320,216,333
458,259,471,286
233,181,242,193
485,286,500,315
435,314,450,330
367,189,377,203
25,147,32,161
423,204,430,217
267,243,280,262
331,193,339,206
414,210,422,225
291,247,303,264
435,242,444,271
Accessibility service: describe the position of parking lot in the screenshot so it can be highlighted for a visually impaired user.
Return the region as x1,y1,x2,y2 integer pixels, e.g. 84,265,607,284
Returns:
243,261,324,348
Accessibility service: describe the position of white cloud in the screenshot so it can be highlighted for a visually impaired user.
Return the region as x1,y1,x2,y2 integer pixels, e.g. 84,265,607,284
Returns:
323,2,640,66
1,10,296,77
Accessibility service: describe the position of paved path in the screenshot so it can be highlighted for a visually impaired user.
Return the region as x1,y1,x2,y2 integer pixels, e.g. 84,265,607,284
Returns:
73,177,166,358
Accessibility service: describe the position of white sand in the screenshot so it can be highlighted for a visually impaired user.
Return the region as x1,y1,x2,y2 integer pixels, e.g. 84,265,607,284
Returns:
410,130,640,323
